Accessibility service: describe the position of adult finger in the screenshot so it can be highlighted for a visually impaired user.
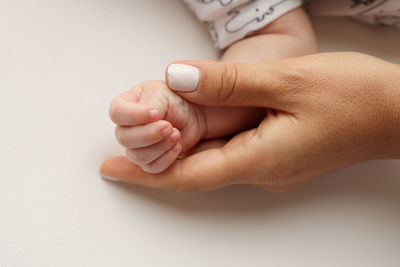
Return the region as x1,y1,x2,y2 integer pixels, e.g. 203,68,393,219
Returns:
183,138,228,157
100,144,247,192
165,60,302,109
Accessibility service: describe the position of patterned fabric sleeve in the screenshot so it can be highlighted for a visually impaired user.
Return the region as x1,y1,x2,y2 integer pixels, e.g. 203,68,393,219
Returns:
308,0,400,28
183,0,303,49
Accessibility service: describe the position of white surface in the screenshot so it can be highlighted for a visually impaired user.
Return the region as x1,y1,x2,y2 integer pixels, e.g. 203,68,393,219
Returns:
1,1,400,267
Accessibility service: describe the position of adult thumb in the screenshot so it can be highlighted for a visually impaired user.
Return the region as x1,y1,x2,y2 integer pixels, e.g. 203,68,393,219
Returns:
165,60,290,109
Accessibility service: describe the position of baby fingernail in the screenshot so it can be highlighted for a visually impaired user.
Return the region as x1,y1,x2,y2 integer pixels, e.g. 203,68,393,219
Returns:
173,143,182,152
160,127,172,137
147,109,158,120
169,131,180,142
167,64,200,92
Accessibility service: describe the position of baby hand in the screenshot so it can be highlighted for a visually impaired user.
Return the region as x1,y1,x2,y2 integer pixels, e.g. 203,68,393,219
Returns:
109,80,205,173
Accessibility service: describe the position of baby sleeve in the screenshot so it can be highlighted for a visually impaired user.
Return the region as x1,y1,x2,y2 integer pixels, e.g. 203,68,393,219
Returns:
183,0,303,49
308,0,400,28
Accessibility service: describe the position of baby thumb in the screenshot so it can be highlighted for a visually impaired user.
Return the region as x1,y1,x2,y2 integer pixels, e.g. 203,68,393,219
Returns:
165,61,284,108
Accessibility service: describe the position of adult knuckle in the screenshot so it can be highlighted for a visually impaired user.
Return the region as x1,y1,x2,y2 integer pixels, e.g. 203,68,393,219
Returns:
274,59,310,97
259,160,289,188
218,62,239,103
262,162,304,193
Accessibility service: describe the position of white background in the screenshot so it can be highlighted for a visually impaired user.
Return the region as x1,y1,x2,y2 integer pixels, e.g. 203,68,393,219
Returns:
1,1,400,266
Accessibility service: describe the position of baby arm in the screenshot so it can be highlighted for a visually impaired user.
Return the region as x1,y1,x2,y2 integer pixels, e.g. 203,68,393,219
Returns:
201,7,318,139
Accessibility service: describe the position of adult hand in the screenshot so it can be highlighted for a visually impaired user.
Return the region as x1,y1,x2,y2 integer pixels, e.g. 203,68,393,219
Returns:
100,52,400,192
